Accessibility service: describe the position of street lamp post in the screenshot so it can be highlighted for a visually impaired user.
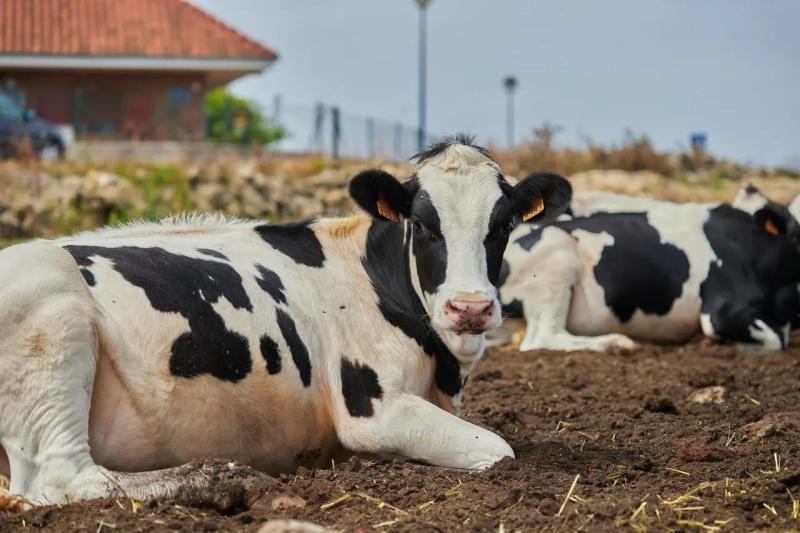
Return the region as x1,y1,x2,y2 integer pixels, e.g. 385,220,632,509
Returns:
503,76,518,149
416,0,431,151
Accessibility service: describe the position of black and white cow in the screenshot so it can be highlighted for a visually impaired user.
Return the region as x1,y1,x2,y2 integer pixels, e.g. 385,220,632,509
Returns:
0,136,570,507
496,193,800,352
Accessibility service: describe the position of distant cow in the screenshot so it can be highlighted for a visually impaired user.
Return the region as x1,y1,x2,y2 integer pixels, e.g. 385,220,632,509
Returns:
569,185,776,218
0,136,570,507
496,192,800,352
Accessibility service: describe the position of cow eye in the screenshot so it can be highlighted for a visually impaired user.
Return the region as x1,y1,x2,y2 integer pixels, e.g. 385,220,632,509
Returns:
412,219,441,241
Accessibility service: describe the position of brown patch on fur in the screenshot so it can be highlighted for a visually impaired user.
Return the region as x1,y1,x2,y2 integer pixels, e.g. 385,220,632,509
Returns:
316,216,370,239
25,328,48,358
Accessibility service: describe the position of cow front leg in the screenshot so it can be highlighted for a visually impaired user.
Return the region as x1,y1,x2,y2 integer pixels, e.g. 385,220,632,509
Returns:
504,229,635,352
335,391,513,470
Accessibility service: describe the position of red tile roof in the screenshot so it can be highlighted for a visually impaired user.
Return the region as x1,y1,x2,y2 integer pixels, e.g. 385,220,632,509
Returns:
0,0,277,59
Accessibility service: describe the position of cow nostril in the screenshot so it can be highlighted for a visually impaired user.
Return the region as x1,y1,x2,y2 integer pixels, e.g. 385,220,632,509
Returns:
445,299,494,317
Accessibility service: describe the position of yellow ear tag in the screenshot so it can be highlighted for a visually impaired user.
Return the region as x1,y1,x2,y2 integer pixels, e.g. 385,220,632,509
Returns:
522,197,545,222
376,198,399,223
764,218,780,236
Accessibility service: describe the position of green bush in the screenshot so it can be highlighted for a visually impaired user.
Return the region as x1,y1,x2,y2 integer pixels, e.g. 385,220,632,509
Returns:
204,88,286,146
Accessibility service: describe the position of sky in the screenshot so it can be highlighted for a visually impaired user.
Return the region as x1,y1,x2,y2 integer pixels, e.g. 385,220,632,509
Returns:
191,0,799,167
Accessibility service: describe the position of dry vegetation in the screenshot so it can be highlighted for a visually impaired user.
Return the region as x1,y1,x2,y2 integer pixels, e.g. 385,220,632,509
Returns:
493,122,799,186
0,132,798,241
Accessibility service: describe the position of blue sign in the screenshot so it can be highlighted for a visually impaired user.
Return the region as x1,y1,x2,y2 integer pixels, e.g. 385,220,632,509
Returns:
690,132,707,150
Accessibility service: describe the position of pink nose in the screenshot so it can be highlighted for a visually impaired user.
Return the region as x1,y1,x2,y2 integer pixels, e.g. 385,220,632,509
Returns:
444,299,495,333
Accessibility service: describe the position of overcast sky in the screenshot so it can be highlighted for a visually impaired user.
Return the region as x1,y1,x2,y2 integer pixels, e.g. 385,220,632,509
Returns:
191,0,799,167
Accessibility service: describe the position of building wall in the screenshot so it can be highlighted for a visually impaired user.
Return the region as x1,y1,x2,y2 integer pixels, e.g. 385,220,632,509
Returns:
1,70,208,141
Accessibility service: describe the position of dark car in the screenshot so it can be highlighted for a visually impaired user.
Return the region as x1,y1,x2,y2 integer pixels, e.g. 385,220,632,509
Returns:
0,91,66,160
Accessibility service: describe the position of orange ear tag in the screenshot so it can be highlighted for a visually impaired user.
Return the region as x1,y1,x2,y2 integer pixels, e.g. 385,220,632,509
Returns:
764,218,780,236
522,197,545,222
376,198,399,223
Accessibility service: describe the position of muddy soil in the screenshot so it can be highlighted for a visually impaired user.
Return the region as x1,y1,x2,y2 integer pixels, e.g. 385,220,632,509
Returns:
2,340,799,532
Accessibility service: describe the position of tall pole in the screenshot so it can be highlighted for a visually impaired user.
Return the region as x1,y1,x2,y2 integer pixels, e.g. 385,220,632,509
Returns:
416,0,431,151
504,76,518,149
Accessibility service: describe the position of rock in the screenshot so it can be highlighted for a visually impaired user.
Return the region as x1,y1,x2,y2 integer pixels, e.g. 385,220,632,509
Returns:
687,386,726,404
257,520,330,533
271,495,306,510
742,412,800,439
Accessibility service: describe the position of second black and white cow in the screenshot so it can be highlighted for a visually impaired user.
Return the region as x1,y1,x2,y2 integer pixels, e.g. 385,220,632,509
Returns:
0,136,570,507
497,196,800,352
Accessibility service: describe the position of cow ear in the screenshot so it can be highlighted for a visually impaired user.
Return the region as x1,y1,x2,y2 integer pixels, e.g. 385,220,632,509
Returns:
349,170,413,223
509,172,572,223
754,205,788,236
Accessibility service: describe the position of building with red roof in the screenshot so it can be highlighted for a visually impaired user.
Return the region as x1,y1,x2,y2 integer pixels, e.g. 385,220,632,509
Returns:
0,0,277,140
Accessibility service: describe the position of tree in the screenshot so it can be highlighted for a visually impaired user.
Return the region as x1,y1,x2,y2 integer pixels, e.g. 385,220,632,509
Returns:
204,88,286,145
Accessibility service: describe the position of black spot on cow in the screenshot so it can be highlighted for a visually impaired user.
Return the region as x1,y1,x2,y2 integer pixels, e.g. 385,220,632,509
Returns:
255,222,325,268
254,264,286,304
340,357,383,417
362,219,464,397
63,245,254,383
410,192,447,294
79,267,96,286
700,204,800,344
197,248,229,260
502,299,524,319
68,248,98,286
514,226,544,251
484,197,513,285
498,259,511,287
275,308,312,386
260,334,281,375
557,213,691,323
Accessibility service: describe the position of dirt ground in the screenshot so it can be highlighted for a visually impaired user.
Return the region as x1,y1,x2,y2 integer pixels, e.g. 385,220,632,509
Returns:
1,339,799,532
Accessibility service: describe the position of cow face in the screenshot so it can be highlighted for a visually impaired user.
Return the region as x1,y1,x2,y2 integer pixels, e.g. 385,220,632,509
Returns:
350,136,570,350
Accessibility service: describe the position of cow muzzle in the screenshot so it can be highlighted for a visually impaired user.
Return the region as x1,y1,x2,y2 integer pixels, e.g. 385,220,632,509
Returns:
444,293,497,335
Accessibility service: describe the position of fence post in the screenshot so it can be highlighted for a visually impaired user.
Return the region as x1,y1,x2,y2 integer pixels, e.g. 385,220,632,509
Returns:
331,106,341,159
272,94,282,123
367,117,375,160
312,102,325,153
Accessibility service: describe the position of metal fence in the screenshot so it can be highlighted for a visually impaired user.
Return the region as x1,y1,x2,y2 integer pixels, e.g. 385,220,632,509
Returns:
4,80,436,162
268,100,433,161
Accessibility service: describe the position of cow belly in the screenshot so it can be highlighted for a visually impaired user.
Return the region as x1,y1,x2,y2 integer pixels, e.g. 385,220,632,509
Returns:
88,351,161,471
567,280,701,343
88,347,340,475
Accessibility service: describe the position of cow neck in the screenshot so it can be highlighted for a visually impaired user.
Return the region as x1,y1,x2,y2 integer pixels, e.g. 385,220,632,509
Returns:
361,218,466,399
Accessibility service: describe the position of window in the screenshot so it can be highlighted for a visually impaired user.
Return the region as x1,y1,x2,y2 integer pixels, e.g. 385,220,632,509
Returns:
0,92,22,121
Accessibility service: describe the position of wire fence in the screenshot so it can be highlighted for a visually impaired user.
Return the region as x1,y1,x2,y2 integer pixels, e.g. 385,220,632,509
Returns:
268,99,434,161
2,79,437,162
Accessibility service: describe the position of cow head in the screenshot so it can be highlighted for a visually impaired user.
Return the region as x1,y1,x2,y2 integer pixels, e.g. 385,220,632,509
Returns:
350,135,571,355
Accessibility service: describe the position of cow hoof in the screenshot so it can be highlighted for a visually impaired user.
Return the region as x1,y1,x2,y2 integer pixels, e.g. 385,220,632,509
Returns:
465,439,515,470
0,490,33,512
607,334,637,351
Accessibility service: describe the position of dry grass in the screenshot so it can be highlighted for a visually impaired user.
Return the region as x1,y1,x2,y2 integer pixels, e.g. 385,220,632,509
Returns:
492,122,799,197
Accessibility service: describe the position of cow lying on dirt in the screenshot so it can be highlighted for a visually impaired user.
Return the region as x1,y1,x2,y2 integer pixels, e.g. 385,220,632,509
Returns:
0,136,570,507
495,188,800,352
